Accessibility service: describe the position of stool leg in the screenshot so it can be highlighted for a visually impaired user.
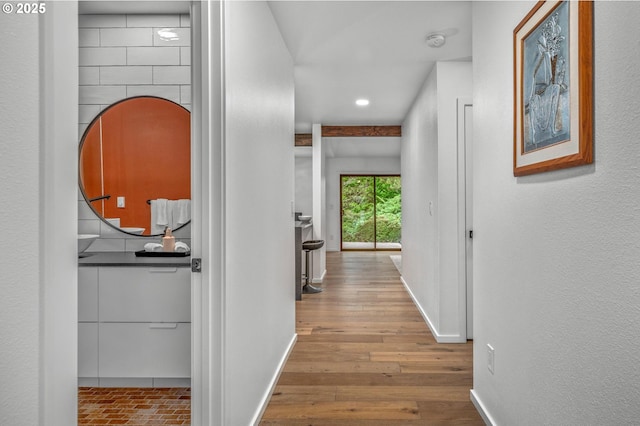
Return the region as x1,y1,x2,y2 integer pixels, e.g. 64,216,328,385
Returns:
302,249,322,294
304,250,310,286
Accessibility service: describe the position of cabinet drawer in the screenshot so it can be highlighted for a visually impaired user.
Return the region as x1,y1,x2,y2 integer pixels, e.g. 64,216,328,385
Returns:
78,267,98,322
78,323,98,378
99,267,190,322
99,323,190,378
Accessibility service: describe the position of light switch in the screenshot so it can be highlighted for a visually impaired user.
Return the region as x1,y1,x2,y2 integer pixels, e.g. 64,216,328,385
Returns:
117,196,125,208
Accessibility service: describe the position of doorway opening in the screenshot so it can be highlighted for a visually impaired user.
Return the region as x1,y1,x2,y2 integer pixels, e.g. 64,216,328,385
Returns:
340,174,401,251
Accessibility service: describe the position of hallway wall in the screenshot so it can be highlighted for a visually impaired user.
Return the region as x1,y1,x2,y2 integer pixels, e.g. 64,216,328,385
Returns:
401,62,472,342
471,2,640,424
223,2,296,424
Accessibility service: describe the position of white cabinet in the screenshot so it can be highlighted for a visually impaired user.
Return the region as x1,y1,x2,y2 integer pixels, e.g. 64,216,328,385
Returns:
99,267,190,322
78,265,190,386
99,323,190,378
78,267,98,322
78,322,98,378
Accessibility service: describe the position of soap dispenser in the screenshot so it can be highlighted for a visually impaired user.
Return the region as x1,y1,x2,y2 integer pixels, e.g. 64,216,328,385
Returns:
162,227,175,252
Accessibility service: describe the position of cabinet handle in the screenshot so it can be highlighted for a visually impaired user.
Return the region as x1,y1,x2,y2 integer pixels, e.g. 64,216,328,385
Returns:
148,323,178,329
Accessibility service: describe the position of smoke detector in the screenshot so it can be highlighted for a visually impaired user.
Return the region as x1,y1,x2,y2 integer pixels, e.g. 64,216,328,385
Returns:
426,33,446,48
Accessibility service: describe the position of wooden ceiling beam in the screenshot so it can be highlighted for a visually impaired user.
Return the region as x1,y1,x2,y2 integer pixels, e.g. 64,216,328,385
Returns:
294,133,312,146
295,126,402,146
321,125,401,137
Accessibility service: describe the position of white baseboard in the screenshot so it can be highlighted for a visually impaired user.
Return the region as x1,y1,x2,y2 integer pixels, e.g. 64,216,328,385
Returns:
312,268,326,284
470,389,496,426
251,333,298,426
400,276,466,344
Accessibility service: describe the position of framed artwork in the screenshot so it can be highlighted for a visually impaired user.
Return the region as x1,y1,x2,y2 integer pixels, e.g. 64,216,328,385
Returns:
513,0,593,176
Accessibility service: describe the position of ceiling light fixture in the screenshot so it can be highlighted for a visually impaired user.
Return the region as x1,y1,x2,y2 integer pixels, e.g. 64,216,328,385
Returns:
426,33,446,48
355,99,370,106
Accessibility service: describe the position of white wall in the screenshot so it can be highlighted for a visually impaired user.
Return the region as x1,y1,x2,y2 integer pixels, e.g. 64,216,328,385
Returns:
0,3,78,425
401,62,472,342
78,13,192,251
402,69,439,332
223,2,296,424
471,2,640,424
294,155,313,216
0,10,42,426
311,125,327,280
325,157,401,251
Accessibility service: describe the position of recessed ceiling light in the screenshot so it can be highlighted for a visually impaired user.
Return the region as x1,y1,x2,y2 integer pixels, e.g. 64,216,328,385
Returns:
356,99,370,106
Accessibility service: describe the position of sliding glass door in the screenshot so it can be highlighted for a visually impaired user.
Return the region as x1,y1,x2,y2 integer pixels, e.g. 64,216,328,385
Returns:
340,175,401,251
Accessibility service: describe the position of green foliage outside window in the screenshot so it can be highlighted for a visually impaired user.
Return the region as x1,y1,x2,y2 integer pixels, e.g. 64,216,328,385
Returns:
342,176,401,244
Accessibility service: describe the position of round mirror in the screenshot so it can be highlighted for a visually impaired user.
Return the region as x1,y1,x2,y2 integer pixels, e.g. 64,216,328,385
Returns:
79,96,191,236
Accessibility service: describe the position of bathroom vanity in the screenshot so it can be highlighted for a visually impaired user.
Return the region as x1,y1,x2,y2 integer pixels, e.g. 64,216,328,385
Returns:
78,252,190,387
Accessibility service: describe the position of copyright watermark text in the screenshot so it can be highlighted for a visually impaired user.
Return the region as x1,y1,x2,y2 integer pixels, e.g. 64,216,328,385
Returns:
3,2,47,14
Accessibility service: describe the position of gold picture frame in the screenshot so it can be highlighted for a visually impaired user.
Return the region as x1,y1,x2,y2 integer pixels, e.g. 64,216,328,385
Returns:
513,0,593,176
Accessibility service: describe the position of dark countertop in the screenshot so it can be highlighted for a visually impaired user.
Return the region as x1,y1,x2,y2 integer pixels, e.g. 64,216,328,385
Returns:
78,251,191,267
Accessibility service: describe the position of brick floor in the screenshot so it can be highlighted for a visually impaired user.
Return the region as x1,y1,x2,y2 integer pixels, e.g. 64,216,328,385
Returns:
78,387,190,425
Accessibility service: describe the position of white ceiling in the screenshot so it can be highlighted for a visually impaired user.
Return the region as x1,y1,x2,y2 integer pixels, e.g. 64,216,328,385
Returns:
268,1,472,134
79,1,472,159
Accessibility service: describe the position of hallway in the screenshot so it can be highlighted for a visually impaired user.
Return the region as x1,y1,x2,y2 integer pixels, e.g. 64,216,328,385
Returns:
260,251,483,425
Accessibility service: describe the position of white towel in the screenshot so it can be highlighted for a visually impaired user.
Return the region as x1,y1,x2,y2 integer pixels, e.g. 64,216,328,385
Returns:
150,199,169,235
167,200,179,230
175,199,191,226
144,242,163,252
174,242,190,252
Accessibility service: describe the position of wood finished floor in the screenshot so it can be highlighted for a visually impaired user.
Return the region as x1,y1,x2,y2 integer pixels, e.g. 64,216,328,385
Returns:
78,387,190,425
260,251,483,425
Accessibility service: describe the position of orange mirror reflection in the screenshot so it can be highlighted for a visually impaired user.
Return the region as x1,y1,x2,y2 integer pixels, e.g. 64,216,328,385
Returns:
79,97,191,236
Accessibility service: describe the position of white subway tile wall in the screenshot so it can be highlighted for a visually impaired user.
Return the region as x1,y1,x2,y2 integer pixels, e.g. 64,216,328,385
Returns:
79,29,100,47
79,85,128,105
78,14,191,249
100,28,153,47
80,47,127,66
126,85,181,104
99,66,153,85
153,66,190,85
79,67,100,85
127,47,180,66
180,47,191,66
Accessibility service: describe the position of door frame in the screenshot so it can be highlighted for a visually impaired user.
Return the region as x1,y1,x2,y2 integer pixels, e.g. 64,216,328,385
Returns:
190,1,224,424
42,3,222,424
456,98,473,340
339,174,401,252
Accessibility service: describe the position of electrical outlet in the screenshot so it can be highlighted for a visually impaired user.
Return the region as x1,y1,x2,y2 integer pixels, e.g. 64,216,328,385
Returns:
487,344,495,374
117,196,125,208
